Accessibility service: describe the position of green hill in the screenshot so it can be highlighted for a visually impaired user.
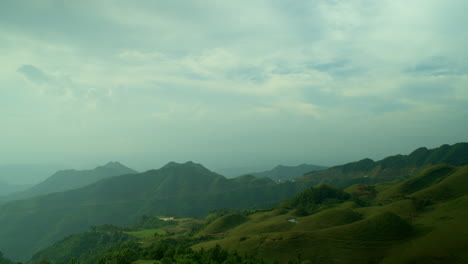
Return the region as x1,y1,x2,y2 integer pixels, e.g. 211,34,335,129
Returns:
3,162,137,201
21,163,468,264
0,161,302,261
192,165,468,263
299,142,468,188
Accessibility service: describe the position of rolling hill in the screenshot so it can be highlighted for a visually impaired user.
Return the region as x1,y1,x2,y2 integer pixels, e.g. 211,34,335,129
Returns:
2,143,467,262
0,161,302,261
26,163,468,264
2,161,137,201
298,142,468,188
192,165,468,263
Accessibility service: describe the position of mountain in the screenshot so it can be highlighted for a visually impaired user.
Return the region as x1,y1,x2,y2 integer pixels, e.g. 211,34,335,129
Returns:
2,162,137,201
0,180,32,196
298,142,468,188
0,161,302,261
3,143,467,261
251,163,327,181
29,164,468,264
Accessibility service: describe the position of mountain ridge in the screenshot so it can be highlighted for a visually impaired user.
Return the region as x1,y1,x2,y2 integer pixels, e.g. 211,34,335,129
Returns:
299,142,468,187
2,161,137,201
0,161,300,261
251,163,327,181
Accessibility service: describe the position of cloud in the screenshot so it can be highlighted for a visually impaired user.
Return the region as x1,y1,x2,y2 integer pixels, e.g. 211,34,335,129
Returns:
404,56,465,76
1,0,467,168
17,64,50,84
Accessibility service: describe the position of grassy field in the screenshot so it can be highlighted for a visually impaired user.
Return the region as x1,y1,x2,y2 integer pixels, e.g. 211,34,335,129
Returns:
191,165,468,263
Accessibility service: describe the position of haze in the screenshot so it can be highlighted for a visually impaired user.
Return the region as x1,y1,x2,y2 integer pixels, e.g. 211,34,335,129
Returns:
1,0,467,178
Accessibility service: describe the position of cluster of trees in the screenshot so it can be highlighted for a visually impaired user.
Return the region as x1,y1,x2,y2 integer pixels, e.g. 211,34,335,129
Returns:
285,184,350,216
0,251,17,264
97,242,277,264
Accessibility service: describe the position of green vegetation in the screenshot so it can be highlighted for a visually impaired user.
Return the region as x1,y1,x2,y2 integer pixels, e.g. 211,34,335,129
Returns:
283,184,350,215
0,251,15,264
2,143,468,263
300,142,468,188
0,162,304,261
192,165,468,263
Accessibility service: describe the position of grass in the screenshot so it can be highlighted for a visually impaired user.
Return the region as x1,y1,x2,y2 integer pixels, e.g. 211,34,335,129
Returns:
192,165,468,263
199,213,249,236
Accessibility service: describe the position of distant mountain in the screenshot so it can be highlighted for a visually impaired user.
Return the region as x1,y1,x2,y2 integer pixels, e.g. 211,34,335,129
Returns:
0,180,32,196
251,164,327,181
0,163,63,185
3,162,137,201
299,142,468,188
0,161,302,261
215,165,272,178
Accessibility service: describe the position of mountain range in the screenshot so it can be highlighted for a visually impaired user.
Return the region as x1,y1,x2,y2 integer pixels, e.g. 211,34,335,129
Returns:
0,161,301,261
27,162,468,264
299,142,468,187
250,163,327,181
0,143,467,262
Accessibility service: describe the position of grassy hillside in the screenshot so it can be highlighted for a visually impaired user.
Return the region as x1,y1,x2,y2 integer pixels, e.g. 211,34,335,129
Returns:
192,165,468,263
23,164,468,264
299,142,468,188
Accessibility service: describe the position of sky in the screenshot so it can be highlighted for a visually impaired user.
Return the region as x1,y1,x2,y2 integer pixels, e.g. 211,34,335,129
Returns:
1,0,467,176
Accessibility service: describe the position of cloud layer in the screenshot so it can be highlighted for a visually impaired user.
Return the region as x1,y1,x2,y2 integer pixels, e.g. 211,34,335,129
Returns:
1,0,467,171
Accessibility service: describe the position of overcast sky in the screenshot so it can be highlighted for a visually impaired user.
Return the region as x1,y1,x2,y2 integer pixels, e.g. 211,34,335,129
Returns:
1,0,467,173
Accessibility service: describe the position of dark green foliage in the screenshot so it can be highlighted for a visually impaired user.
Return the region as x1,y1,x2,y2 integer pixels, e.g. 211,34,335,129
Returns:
97,248,138,264
141,241,274,264
0,251,15,264
285,184,350,215
29,225,134,264
132,215,176,230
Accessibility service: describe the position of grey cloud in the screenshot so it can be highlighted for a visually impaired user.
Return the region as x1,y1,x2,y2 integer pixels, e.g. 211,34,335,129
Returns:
404,56,465,76
311,60,363,77
17,64,50,84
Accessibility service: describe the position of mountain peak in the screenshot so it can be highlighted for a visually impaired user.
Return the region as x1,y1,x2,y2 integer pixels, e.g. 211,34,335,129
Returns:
95,162,137,174
98,161,125,169
161,161,209,171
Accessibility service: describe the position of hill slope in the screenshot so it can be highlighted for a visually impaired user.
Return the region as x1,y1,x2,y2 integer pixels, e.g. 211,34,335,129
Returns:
251,164,327,181
3,162,137,201
30,164,468,264
193,165,468,263
299,142,468,188
0,161,302,261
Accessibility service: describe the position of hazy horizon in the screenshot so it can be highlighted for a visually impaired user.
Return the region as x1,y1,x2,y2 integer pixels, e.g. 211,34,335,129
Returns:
1,1,467,182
